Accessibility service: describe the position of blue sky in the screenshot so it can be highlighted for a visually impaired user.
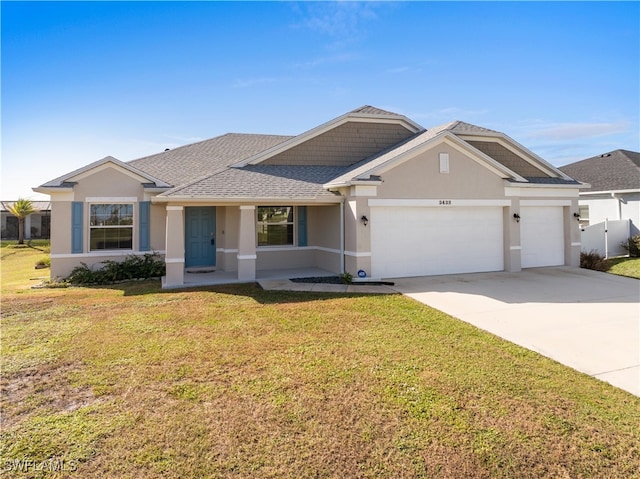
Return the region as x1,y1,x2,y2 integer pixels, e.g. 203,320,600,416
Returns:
2,1,638,200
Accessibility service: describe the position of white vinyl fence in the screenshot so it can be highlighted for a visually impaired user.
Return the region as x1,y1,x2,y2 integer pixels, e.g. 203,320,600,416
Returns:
580,219,630,258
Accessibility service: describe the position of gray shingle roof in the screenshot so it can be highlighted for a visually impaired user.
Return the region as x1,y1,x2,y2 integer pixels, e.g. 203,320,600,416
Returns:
325,124,452,185
350,105,402,116
446,120,501,135
163,165,346,201
558,149,640,192
128,133,292,187
509,178,581,185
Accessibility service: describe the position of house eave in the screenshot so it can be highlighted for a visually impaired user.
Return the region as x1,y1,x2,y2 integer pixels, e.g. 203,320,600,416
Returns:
32,186,74,195
504,180,585,189
151,195,344,205
580,188,640,196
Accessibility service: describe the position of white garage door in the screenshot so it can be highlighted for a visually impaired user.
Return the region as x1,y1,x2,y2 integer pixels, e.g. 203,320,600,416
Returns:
370,206,504,279
521,206,565,268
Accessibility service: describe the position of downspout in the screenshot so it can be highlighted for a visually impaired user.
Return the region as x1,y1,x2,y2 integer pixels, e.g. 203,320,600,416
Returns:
612,192,622,220
340,199,345,274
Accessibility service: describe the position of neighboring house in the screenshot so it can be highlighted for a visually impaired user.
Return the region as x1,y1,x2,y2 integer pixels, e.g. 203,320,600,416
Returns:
34,106,584,287
1,201,51,240
560,150,640,256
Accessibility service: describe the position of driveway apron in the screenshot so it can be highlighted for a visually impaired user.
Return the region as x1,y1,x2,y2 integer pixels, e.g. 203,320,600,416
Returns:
392,266,640,396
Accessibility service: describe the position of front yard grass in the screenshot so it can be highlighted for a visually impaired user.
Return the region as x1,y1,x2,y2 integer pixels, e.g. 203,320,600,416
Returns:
1,246,639,478
603,256,640,279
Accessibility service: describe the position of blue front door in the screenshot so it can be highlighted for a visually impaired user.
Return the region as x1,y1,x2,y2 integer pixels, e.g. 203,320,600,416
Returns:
185,207,216,268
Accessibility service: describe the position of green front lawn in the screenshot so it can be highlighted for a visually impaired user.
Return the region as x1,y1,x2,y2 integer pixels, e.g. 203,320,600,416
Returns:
2,245,639,478
604,257,640,279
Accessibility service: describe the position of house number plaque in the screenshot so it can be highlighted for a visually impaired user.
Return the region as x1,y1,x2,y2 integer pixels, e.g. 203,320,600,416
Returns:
439,200,452,205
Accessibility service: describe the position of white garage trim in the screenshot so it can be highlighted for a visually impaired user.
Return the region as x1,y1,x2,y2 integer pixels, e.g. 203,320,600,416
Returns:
368,199,511,207
370,205,504,279
520,199,572,206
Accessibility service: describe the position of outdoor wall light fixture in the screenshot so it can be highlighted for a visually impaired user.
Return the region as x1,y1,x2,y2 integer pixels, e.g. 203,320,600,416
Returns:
573,213,581,221
513,213,520,223
361,215,369,226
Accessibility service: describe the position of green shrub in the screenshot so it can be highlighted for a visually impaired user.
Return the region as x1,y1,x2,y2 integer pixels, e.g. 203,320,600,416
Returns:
35,256,51,269
580,250,607,271
65,253,166,285
340,272,353,284
621,234,640,257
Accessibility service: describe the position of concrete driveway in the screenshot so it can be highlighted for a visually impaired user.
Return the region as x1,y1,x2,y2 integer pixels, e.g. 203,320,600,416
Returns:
392,266,640,396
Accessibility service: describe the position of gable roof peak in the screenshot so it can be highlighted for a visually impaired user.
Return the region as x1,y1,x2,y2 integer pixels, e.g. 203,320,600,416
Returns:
445,120,502,135
349,105,403,116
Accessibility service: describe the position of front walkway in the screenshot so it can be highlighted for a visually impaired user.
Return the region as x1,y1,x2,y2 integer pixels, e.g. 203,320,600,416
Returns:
391,266,640,396
164,267,336,289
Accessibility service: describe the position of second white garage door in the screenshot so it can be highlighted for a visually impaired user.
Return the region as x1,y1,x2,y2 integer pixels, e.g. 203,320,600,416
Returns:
370,206,504,279
520,206,565,268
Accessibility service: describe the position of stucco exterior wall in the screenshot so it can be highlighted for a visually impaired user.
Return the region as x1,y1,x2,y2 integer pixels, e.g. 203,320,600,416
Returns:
307,205,341,250
48,166,166,280
377,144,505,199
580,194,640,228
73,168,146,201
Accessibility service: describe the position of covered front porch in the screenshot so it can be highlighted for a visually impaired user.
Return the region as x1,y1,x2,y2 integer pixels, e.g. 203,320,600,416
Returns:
160,202,344,289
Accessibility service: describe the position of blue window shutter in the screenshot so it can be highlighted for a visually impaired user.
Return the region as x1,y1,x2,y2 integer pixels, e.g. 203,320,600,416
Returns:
297,206,307,247
139,201,151,251
71,202,83,254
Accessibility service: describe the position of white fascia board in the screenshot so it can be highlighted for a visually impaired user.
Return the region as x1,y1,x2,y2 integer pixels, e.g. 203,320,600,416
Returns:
322,179,382,189
232,113,423,168
458,133,567,179
580,188,639,196
32,186,74,196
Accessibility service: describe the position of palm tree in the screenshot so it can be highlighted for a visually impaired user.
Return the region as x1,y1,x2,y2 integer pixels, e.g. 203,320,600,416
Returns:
6,198,35,244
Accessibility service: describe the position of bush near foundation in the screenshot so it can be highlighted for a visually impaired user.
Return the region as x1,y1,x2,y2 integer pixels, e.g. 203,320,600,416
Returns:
65,253,165,285
621,234,640,257
580,250,607,271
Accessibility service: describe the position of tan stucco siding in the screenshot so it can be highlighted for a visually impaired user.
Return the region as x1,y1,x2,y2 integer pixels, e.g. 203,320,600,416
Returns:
50,201,72,255
263,122,414,166
256,248,315,270
377,145,505,199
50,252,166,281
150,203,166,251
307,205,341,250
72,167,147,201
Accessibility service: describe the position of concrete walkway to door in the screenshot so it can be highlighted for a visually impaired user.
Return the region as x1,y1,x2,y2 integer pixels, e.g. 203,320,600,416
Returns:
392,267,640,396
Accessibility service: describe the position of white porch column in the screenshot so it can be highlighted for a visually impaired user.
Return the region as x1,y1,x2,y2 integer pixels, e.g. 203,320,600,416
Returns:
237,205,256,281
164,205,185,287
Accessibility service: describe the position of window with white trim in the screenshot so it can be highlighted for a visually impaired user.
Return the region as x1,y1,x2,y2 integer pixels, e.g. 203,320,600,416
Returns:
89,204,133,250
257,206,294,246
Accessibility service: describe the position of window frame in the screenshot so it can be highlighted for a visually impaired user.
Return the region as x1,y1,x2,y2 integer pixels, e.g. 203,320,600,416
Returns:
256,206,296,247
88,202,135,252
